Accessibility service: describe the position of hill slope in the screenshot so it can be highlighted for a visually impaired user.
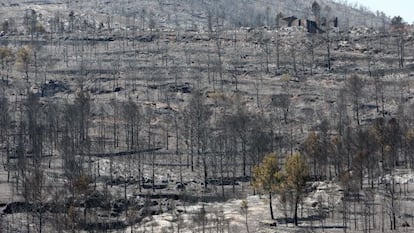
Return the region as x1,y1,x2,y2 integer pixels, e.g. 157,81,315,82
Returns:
0,0,388,33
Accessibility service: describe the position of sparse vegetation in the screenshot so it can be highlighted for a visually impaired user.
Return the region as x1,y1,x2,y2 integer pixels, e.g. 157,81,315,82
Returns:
0,0,414,233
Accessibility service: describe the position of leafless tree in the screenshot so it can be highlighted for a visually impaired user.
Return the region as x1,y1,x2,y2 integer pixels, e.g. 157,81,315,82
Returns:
0,94,11,181
185,91,211,187
345,74,364,126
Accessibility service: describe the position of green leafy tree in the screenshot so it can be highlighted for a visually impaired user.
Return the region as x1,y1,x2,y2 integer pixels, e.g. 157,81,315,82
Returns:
284,152,309,226
253,152,283,219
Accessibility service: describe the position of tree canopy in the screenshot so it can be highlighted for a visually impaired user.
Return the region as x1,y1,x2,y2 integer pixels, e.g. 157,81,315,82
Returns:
284,152,309,226
253,152,283,219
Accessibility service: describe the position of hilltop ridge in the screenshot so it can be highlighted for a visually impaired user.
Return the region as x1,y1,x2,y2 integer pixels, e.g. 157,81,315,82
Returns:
0,0,389,34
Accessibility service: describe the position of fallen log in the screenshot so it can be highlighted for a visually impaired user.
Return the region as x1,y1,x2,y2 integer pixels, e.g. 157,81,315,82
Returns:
89,147,162,158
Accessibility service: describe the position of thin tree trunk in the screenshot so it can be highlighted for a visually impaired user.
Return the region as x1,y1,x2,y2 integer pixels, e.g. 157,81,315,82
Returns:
294,197,299,226
269,192,274,220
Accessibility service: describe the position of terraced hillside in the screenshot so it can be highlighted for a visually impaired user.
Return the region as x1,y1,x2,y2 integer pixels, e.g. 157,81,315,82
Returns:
1,0,414,232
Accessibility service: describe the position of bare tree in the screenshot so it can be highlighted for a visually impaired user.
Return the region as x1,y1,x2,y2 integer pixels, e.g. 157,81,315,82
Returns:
0,47,14,82
240,199,250,233
391,16,406,68
16,46,32,82
0,94,11,182
122,98,143,192
220,99,251,177
275,12,283,70
186,91,211,187
345,74,364,126
258,29,272,73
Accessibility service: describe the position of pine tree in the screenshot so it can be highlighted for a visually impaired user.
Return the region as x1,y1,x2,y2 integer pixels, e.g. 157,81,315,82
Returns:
253,153,282,220
284,152,309,226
